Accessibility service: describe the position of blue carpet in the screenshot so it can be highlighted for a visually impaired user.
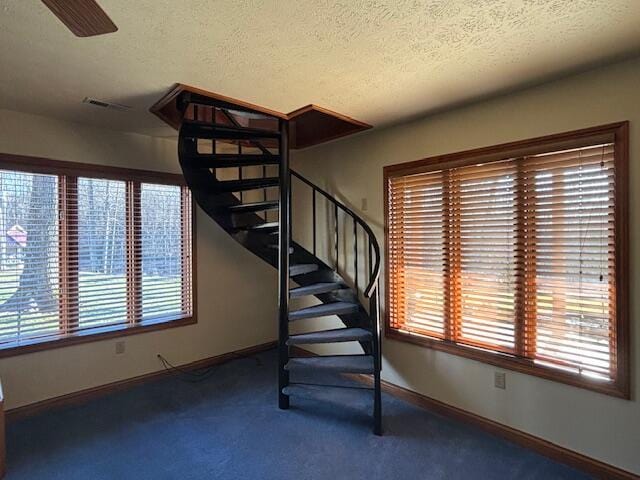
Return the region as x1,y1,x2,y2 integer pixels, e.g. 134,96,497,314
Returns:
6,350,591,479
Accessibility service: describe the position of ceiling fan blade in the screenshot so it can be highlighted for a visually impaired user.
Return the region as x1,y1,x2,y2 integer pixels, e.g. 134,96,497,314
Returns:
41,0,117,37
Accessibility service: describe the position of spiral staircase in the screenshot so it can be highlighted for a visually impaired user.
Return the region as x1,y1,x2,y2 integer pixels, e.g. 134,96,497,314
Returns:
153,86,382,434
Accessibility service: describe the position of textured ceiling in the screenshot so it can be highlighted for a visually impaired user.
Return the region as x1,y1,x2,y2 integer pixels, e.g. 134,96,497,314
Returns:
1,0,639,138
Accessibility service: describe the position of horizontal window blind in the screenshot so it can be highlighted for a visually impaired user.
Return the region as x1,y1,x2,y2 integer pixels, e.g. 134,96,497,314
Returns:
388,170,445,337
386,132,623,389
75,178,128,331
456,160,518,353
525,144,615,379
141,183,190,321
0,171,59,343
0,162,193,350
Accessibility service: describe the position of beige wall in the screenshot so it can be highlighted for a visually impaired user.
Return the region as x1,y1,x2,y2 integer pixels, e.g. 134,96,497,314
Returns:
292,57,640,473
0,108,278,410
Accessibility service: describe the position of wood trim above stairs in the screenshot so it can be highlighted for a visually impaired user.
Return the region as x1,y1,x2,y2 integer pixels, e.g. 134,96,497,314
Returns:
289,346,638,480
149,83,372,150
6,341,277,423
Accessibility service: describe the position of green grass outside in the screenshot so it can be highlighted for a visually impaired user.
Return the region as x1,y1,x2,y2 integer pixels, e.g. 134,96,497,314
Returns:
0,270,182,342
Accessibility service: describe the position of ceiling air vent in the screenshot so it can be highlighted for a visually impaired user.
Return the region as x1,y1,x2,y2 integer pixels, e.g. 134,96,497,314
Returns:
82,97,132,112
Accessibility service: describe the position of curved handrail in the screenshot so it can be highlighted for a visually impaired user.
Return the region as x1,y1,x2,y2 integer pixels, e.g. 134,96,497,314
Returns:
290,169,381,298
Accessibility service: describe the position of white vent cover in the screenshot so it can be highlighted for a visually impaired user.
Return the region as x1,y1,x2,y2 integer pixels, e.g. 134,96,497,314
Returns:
82,97,132,112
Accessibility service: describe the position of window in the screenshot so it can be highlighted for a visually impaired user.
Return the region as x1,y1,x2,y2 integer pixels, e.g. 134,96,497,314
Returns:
0,154,195,356
384,123,629,397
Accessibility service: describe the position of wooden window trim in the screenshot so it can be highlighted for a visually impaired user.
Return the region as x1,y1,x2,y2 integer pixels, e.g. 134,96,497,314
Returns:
383,122,630,399
58,175,79,334
0,153,197,359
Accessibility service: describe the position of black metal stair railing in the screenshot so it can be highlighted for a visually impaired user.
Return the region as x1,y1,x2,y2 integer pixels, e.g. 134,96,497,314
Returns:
289,171,381,297
289,169,382,433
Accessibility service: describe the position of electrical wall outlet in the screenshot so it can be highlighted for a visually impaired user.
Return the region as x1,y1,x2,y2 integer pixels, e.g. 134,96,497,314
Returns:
115,341,126,355
361,197,368,211
494,371,506,389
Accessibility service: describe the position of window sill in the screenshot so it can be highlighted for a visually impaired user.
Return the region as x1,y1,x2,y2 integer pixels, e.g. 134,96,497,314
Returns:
385,327,629,400
0,315,197,359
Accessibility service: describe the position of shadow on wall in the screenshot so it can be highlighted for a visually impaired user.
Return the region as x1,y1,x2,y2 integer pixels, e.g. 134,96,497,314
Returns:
381,338,480,414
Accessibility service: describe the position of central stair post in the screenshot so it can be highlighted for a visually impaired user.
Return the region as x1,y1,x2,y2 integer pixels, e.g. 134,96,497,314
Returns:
278,119,291,409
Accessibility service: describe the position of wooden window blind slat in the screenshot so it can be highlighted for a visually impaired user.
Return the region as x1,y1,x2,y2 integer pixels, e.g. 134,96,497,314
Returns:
385,124,628,396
